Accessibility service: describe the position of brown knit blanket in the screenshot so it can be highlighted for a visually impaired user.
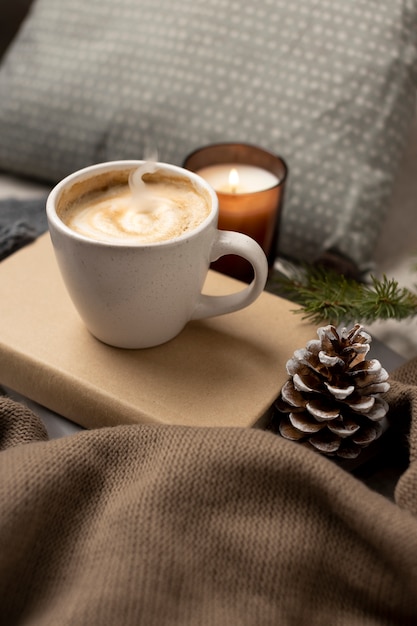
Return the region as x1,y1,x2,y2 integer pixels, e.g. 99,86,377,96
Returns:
1,360,417,625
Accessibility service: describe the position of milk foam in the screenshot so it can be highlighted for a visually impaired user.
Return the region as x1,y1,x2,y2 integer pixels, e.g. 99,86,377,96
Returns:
61,178,209,244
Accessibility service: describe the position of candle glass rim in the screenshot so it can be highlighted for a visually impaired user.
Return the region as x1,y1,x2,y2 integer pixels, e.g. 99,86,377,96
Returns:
183,142,288,189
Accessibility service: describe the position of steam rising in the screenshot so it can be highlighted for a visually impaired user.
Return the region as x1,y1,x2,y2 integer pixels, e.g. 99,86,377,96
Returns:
128,158,161,213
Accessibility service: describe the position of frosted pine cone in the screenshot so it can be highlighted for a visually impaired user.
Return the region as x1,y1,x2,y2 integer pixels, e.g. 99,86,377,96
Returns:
274,324,390,459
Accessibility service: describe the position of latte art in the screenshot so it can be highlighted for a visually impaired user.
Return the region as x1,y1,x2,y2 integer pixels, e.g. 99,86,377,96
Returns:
60,179,210,244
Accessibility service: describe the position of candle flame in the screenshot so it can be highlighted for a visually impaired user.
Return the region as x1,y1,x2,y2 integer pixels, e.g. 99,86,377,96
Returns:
228,168,239,193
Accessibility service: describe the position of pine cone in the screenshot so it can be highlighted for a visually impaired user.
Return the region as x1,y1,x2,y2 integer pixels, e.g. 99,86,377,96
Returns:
274,324,390,459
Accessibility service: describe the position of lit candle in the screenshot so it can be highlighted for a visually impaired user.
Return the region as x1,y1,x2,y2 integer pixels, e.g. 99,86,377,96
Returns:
195,164,280,245
183,144,287,282
196,164,279,195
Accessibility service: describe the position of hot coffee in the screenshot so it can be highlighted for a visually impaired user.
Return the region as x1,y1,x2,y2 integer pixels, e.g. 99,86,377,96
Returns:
47,160,268,348
58,167,210,244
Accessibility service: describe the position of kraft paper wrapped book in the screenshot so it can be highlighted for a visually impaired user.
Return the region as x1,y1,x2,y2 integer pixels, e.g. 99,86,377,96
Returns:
0,234,316,429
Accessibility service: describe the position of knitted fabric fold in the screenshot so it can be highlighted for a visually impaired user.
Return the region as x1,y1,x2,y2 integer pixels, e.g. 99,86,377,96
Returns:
0,197,48,260
1,360,417,625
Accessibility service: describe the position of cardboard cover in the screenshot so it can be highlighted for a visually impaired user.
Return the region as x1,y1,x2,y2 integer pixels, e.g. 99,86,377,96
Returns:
0,234,316,429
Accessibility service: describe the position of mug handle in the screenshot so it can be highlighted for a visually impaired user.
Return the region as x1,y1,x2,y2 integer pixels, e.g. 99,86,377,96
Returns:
191,230,268,320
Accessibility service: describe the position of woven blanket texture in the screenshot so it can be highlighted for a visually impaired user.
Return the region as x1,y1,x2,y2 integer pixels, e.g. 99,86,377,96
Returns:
0,197,47,260
1,359,417,625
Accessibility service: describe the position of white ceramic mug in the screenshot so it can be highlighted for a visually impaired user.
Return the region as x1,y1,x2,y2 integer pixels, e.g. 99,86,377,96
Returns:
46,160,268,348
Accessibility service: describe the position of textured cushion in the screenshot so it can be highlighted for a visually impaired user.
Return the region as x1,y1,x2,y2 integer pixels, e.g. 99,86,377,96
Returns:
0,0,416,271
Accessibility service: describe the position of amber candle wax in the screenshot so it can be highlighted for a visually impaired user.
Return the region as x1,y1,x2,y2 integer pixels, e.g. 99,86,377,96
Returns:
184,144,287,282
196,164,280,258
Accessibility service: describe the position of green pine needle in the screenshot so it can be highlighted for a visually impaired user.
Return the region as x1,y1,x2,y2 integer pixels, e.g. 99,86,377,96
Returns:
267,264,417,326
361,275,417,322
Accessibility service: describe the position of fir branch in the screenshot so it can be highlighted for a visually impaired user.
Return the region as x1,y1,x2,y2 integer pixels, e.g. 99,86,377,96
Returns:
360,276,417,322
267,264,417,326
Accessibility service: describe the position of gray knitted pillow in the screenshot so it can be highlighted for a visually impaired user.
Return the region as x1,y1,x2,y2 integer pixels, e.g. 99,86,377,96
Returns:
0,0,416,271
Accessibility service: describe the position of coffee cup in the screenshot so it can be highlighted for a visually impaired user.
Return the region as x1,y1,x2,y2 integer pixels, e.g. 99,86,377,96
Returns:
46,160,268,348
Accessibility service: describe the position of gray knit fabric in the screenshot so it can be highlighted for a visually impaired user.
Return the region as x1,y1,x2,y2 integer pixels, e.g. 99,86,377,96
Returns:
0,197,47,260
0,0,416,270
